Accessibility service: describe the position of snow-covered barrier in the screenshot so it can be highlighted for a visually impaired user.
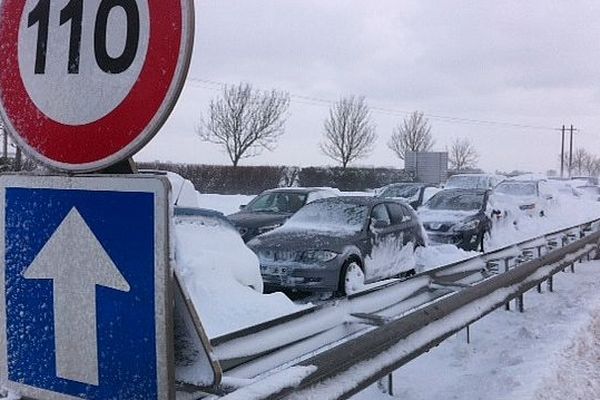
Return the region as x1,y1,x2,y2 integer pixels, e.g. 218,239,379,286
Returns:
198,218,600,400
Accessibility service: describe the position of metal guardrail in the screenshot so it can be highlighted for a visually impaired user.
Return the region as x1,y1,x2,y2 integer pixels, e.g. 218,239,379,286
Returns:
183,218,600,399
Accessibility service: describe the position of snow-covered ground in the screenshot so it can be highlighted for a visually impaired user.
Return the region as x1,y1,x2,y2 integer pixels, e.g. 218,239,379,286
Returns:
352,261,600,400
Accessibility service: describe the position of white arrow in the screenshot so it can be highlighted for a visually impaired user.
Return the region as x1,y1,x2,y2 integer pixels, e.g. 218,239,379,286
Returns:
24,207,130,386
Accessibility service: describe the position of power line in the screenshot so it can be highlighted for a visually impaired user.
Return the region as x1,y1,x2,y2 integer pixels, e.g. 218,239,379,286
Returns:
186,77,561,132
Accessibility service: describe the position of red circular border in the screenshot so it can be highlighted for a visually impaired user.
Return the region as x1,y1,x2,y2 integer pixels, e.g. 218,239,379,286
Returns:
0,0,183,168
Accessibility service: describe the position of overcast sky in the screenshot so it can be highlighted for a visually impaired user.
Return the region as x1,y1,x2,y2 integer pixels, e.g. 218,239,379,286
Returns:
138,0,600,173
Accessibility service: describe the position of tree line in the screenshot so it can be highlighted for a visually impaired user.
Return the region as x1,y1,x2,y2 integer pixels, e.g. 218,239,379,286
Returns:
197,82,479,171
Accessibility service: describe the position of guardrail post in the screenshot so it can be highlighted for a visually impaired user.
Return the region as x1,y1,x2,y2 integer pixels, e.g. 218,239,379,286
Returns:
570,263,575,273
466,325,471,344
504,258,511,310
387,374,394,396
536,247,543,293
547,275,554,292
517,294,524,312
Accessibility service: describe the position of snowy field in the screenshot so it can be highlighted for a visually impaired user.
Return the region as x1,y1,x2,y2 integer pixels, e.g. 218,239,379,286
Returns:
352,261,600,400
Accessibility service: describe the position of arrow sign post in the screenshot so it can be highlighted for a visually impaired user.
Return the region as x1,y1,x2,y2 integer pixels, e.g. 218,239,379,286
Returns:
0,175,173,400
24,207,131,386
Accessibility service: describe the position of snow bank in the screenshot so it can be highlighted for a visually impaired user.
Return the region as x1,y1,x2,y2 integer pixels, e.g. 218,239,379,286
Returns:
174,216,302,338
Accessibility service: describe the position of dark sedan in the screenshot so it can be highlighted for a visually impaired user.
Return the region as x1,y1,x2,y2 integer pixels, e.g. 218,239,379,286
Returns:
247,196,425,295
378,183,440,209
228,187,338,242
418,189,493,252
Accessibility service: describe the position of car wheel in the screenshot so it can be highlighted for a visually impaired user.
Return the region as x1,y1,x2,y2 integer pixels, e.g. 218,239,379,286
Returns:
338,260,365,296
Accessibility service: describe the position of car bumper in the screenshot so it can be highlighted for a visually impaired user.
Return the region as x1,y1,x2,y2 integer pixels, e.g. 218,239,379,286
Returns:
426,229,480,251
260,262,342,292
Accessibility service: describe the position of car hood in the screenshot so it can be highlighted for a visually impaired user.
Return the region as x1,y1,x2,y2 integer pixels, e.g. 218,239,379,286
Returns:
418,209,478,225
227,211,291,228
248,227,359,253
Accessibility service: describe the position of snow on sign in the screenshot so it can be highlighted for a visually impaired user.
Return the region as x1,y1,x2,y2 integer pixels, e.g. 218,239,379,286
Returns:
0,175,173,400
0,0,194,172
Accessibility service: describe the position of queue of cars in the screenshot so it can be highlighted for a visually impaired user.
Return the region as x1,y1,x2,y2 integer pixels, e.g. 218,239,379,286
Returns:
223,174,599,296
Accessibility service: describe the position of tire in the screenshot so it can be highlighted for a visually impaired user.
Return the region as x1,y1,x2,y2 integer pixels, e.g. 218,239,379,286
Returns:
337,260,365,296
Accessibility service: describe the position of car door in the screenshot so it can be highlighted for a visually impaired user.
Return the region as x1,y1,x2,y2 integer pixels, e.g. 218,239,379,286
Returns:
364,203,396,281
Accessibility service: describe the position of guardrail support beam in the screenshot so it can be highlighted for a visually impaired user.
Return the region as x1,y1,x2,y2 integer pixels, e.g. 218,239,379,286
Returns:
504,258,511,310
517,294,524,313
466,325,471,344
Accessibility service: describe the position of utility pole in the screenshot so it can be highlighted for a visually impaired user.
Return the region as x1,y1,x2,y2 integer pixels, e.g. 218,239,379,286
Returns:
568,124,576,178
560,125,565,178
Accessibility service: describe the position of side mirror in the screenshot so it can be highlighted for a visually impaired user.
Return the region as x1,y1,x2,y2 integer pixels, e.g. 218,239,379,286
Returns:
239,204,247,210
402,215,412,223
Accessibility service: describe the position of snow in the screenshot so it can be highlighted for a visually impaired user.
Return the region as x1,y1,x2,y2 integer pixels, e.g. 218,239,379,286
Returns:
219,366,316,400
173,214,303,338
349,261,600,400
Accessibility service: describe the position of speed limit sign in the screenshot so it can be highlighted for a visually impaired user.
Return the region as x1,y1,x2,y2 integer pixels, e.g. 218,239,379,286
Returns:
0,0,194,172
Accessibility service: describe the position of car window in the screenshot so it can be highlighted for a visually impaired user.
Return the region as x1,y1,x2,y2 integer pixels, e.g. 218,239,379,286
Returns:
380,185,419,199
307,189,337,203
400,205,415,222
385,203,405,224
422,187,439,204
426,191,485,211
371,204,391,226
245,192,307,213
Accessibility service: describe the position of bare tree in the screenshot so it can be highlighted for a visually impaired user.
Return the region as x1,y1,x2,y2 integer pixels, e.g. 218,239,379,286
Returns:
197,83,290,167
583,154,600,176
449,137,479,171
571,148,589,176
387,111,434,161
320,96,377,168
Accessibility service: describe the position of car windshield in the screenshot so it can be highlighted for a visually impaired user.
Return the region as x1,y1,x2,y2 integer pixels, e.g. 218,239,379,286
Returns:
380,185,419,199
284,201,368,233
446,175,488,189
426,192,484,211
495,182,536,196
245,192,307,213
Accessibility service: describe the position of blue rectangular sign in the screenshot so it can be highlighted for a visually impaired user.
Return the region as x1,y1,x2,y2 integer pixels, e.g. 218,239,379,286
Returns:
0,176,172,400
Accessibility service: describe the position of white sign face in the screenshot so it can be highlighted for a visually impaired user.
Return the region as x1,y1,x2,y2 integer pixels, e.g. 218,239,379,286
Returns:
24,208,131,386
18,0,150,125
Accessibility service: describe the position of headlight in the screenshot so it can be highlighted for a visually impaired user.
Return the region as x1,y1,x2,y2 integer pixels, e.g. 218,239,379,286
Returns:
452,219,479,232
257,223,282,234
302,250,338,263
